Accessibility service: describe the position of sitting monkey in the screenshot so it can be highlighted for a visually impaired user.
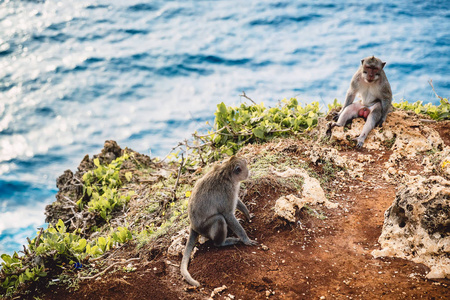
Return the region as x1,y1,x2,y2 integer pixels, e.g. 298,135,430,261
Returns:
180,156,256,286
327,56,393,147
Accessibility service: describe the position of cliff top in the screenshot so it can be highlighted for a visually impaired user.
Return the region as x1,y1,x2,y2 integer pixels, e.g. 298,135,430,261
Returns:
2,104,450,299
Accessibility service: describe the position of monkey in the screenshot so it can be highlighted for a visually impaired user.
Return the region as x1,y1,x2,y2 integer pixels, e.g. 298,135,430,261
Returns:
180,156,257,287
326,56,392,147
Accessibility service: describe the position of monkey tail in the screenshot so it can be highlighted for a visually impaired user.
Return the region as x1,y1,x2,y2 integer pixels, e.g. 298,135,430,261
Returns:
180,228,200,287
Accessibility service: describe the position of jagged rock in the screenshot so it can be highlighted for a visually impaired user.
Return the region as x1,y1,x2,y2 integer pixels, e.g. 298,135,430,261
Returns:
319,110,444,153
422,146,450,180
372,176,450,279
167,229,190,257
45,140,152,232
273,167,337,222
306,145,366,178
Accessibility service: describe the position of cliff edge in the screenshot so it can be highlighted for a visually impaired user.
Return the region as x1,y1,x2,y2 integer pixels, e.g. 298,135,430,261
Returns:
4,109,450,299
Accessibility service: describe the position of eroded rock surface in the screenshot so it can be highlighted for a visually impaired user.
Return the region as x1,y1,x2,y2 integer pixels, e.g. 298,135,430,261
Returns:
273,167,338,222
372,176,450,279
321,110,444,153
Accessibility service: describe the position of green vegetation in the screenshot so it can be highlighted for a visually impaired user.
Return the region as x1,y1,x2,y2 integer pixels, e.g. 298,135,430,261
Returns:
393,98,449,120
78,154,134,221
210,98,323,155
0,220,132,297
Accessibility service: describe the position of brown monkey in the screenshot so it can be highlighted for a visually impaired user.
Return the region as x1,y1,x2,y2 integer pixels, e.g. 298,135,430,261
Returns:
326,56,392,147
180,156,257,287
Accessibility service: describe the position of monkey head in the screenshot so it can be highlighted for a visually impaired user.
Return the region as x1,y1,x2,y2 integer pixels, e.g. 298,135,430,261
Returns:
361,56,386,84
227,156,249,182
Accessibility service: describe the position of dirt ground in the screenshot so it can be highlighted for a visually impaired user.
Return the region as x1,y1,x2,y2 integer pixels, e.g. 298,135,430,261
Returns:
27,122,450,300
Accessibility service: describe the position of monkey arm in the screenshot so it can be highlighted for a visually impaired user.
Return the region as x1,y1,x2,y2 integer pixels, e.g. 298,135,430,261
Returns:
343,89,357,109
236,199,253,221
223,213,257,246
334,88,357,122
376,97,392,127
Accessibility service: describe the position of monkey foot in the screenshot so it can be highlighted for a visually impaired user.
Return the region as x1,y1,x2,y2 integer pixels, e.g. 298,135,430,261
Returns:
355,138,365,148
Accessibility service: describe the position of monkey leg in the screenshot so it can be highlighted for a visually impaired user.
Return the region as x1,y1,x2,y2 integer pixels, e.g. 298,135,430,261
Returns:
223,213,257,246
201,214,241,246
355,102,382,147
326,102,365,137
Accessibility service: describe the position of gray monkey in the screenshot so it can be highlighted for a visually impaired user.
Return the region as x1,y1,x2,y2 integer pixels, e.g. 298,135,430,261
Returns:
180,156,257,286
327,56,393,147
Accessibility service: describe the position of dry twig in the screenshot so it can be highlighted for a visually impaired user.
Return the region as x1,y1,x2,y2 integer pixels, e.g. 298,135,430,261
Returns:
240,91,257,105
429,79,448,103
79,257,140,280
172,154,185,202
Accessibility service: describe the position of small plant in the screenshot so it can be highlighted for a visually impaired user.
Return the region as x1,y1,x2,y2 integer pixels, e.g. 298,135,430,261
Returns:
111,227,132,244
210,98,323,155
303,205,327,220
393,98,449,120
0,220,134,297
77,154,135,221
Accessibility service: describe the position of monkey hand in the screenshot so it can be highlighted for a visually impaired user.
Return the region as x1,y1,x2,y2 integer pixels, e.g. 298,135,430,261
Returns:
242,238,258,246
376,119,385,127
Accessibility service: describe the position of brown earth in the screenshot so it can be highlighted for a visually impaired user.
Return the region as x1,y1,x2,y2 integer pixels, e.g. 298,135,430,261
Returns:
25,121,450,300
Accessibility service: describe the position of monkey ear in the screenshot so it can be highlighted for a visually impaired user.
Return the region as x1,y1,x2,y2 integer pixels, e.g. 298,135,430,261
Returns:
381,62,386,69
361,59,365,65
233,165,242,175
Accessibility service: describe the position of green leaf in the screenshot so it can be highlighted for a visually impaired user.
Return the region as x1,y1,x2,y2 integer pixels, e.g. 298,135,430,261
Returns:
94,158,100,167
125,172,133,181
218,102,227,115
1,254,12,265
253,127,265,139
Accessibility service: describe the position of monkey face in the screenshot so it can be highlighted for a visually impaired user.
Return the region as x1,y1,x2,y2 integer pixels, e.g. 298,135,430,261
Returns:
361,56,385,84
362,65,380,83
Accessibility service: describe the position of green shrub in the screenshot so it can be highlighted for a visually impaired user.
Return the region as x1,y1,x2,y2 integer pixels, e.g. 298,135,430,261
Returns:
393,98,449,120
0,220,133,297
77,154,134,221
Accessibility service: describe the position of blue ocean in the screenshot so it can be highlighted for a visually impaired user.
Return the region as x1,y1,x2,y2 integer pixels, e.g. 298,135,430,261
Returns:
0,0,449,255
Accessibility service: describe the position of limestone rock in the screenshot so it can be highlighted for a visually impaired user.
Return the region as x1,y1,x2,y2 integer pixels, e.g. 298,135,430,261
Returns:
273,167,337,222
167,229,190,257
306,145,365,178
320,110,444,153
372,176,450,279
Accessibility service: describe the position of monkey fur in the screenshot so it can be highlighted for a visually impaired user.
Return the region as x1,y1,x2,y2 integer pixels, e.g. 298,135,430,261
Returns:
326,56,393,147
180,156,257,287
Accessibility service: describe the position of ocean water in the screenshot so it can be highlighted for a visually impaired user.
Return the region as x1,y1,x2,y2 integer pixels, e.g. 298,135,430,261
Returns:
0,0,448,255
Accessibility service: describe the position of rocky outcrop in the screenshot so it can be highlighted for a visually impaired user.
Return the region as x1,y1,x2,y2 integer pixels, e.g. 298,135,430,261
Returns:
372,176,450,279
322,109,444,153
45,140,152,232
315,109,449,279
273,167,338,222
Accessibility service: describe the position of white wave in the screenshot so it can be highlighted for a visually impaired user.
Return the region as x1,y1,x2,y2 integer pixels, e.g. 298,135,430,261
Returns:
0,203,46,235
